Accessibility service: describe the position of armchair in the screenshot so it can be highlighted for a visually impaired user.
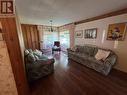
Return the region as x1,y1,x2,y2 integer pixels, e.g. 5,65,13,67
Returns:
24,49,54,82
52,41,61,54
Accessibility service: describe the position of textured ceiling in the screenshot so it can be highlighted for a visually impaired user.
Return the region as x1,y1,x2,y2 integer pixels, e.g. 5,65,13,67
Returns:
15,0,127,26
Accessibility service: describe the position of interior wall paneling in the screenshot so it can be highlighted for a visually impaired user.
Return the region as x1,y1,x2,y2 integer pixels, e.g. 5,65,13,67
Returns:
31,25,39,49
0,18,29,95
21,24,40,50
37,25,43,49
22,25,28,49
31,26,35,49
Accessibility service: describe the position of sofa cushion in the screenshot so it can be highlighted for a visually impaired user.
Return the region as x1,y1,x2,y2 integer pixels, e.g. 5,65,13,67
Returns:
76,45,95,56
75,53,88,59
83,46,95,56
33,49,42,57
76,45,84,53
80,54,89,60
88,57,104,64
38,54,49,60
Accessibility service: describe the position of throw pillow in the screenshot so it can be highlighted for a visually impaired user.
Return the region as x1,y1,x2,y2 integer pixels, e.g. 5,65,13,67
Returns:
95,49,110,61
27,53,36,62
102,51,110,61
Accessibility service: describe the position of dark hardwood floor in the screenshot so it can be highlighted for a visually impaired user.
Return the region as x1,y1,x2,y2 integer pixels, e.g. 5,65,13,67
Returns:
30,52,127,95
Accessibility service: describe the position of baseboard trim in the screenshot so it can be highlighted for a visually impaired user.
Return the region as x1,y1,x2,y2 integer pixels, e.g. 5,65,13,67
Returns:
111,68,127,80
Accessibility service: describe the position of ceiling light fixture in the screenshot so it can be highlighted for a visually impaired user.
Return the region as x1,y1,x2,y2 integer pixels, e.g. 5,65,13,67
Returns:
49,20,54,32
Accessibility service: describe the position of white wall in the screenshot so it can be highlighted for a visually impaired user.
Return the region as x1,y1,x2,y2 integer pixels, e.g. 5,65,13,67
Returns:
75,13,127,73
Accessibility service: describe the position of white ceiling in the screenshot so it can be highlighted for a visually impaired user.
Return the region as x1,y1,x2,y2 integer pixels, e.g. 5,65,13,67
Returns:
15,0,127,26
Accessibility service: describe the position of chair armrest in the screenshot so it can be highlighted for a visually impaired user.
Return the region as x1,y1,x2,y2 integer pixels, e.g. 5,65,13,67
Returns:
26,58,54,70
104,55,117,66
37,58,55,65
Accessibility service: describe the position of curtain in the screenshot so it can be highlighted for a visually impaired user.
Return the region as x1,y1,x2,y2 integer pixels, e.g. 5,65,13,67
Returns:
38,23,75,50
59,30,70,51
58,23,75,48
38,25,58,50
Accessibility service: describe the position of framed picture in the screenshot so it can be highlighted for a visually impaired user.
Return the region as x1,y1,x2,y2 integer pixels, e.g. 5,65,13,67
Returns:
84,28,97,39
75,30,83,38
107,23,127,41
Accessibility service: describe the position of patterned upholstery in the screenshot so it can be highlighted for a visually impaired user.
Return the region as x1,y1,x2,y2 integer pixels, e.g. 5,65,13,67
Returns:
52,41,61,54
67,45,117,75
25,49,55,82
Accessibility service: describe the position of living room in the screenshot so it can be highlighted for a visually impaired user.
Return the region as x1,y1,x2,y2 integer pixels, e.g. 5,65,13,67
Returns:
0,0,127,95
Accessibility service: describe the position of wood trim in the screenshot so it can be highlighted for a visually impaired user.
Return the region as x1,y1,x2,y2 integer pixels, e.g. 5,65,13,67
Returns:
75,8,127,25
112,68,127,80
59,22,74,28
0,18,29,95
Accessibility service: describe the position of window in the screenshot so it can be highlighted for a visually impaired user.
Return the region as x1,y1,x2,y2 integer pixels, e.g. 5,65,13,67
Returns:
43,26,58,49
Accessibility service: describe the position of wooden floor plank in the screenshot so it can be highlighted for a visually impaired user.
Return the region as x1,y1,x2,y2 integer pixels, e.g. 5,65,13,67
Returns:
30,52,127,95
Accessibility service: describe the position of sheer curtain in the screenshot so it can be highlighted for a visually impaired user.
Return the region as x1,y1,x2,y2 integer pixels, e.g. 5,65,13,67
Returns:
59,30,70,51
58,23,75,48
43,26,58,49
38,24,75,51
